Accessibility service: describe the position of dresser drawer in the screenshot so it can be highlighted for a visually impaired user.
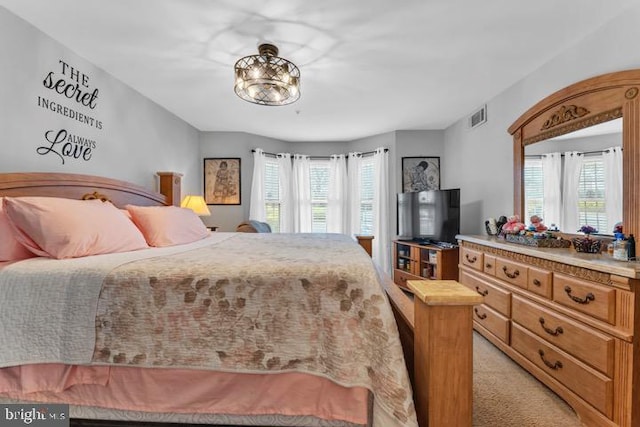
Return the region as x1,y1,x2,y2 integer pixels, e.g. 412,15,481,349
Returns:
472,304,510,344
495,257,528,289
512,295,614,376
394,269,420,291
483,254,496,276
460,270,511,316
511,324,613,418
527,266,553,299
460,247,483,271
552,273,615,324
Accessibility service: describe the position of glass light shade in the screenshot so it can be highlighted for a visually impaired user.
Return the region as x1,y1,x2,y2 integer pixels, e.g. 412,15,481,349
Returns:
234,43,301,106
181,195,211,216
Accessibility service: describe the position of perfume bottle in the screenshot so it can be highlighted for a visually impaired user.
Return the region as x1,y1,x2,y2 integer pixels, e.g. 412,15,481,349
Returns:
613,234,629,261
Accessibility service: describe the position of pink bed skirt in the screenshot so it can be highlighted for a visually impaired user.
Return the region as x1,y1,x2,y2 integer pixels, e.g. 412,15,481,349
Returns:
0,364,369,425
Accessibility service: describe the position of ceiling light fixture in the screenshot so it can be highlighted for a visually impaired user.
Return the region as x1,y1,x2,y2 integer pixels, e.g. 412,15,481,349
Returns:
234,43,300,106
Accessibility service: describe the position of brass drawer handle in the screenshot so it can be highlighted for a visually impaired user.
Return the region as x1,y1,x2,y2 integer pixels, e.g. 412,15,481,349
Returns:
538,349,563,370
564,286,595,305
502,266,520,279
475,286,489,297
474,308,487,320
532,279,541,287
465,254,477,263
400,276,407,282
485,263,492,269
539,317,563,336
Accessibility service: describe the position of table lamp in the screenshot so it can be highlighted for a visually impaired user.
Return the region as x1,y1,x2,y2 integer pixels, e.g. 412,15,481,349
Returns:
180,195,211,216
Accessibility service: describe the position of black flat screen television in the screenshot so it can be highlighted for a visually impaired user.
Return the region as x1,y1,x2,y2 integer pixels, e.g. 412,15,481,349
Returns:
396,189,460,245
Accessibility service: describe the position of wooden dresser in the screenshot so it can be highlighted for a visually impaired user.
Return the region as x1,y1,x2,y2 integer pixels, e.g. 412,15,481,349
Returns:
458,235,640,427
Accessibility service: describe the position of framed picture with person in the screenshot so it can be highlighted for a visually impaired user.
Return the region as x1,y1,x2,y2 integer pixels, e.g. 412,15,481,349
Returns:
401,156,440,192
204,158,241,205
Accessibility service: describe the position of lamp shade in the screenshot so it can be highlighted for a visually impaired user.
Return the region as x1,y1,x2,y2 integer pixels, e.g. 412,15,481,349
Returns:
180,195,211,216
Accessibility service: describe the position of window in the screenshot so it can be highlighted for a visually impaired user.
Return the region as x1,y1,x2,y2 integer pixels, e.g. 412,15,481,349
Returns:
578,155,606,233
309,160,330,233
524,154,608,233
524,157,544,220
360,158,374,235
258,154,375,234
264,158,281,232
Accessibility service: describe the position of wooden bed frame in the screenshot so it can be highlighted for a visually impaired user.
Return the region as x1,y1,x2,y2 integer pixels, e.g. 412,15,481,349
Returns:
0,173,166,207
0,172,481,427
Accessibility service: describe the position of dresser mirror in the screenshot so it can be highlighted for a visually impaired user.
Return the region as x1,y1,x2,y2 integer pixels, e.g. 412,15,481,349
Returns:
508,69,640,242
523,118,622,235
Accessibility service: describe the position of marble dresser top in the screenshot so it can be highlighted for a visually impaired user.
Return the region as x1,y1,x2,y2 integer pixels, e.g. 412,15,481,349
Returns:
457,234,640,279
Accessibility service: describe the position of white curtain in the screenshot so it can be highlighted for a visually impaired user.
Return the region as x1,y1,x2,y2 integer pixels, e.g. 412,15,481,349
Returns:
542,152,562,228
603,146,623,233
327,154,348,233
372,148,390,273
249,148,266,221
277,153,293,233
561,151,584,233
292,154,312,233
347,152,362,236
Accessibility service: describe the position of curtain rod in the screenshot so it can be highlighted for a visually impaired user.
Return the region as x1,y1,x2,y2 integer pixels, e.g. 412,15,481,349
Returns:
251,148,388,159
525,147,622,159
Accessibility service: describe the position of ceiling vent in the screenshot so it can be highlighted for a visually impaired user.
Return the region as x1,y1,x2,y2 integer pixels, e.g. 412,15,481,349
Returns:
469,105,487,129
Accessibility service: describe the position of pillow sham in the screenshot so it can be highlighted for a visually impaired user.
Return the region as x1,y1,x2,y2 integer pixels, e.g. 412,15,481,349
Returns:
0,197,36,262
3,196,149,259
126,205,210,247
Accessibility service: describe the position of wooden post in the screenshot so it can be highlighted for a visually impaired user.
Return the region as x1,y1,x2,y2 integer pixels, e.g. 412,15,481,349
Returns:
408,280,483,427
156,172,182,206
355,235,374,257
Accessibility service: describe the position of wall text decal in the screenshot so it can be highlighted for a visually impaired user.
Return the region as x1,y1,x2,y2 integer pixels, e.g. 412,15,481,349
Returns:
43,60,99,109
36,129,95,165
36,59,103,164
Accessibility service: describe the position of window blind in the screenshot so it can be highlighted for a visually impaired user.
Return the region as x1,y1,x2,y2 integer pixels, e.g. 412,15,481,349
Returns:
578,156,606,232
310,160,330,233
360,159,374,235
264,159,281,232
524,158,544,220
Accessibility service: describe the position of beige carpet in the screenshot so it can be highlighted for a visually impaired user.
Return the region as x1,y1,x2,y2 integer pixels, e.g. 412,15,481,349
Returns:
473,332,583,427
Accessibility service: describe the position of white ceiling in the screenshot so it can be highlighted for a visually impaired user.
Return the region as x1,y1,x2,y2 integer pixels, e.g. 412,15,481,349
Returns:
0,0,634,142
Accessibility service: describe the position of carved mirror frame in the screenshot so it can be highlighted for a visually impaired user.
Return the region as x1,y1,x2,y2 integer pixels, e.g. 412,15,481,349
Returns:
508,69,640,239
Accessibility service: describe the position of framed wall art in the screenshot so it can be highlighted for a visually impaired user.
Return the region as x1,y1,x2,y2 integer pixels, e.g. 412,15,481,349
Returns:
204,158,241,205
401,156,440,192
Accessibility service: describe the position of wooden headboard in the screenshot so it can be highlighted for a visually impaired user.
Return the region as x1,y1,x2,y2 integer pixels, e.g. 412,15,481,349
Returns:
0,172,167,208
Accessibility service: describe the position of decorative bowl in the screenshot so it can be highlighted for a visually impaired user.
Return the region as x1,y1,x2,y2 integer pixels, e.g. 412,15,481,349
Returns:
571,236,602,253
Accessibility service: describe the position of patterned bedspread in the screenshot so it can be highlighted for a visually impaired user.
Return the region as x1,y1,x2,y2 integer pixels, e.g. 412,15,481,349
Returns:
0,233,417,427
93,233,417,427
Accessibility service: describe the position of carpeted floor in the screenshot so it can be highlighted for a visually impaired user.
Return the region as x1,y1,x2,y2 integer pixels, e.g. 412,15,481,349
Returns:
473,332,582,426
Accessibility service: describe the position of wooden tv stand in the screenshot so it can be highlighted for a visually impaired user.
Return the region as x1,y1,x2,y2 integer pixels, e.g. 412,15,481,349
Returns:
393,240,459,292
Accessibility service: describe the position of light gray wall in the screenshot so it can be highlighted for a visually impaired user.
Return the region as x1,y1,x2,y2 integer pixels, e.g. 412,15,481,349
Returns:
198,129,446,239
199,131,399,231
389,130,446,238
7,1,639,239
289,141,350,156
198,131,288,231
443,3,640,234
0,6,200,195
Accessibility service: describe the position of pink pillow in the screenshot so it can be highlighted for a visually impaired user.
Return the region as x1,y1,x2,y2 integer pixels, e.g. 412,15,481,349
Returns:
0,197,36,262
126,205,210,247
3,197,149,259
